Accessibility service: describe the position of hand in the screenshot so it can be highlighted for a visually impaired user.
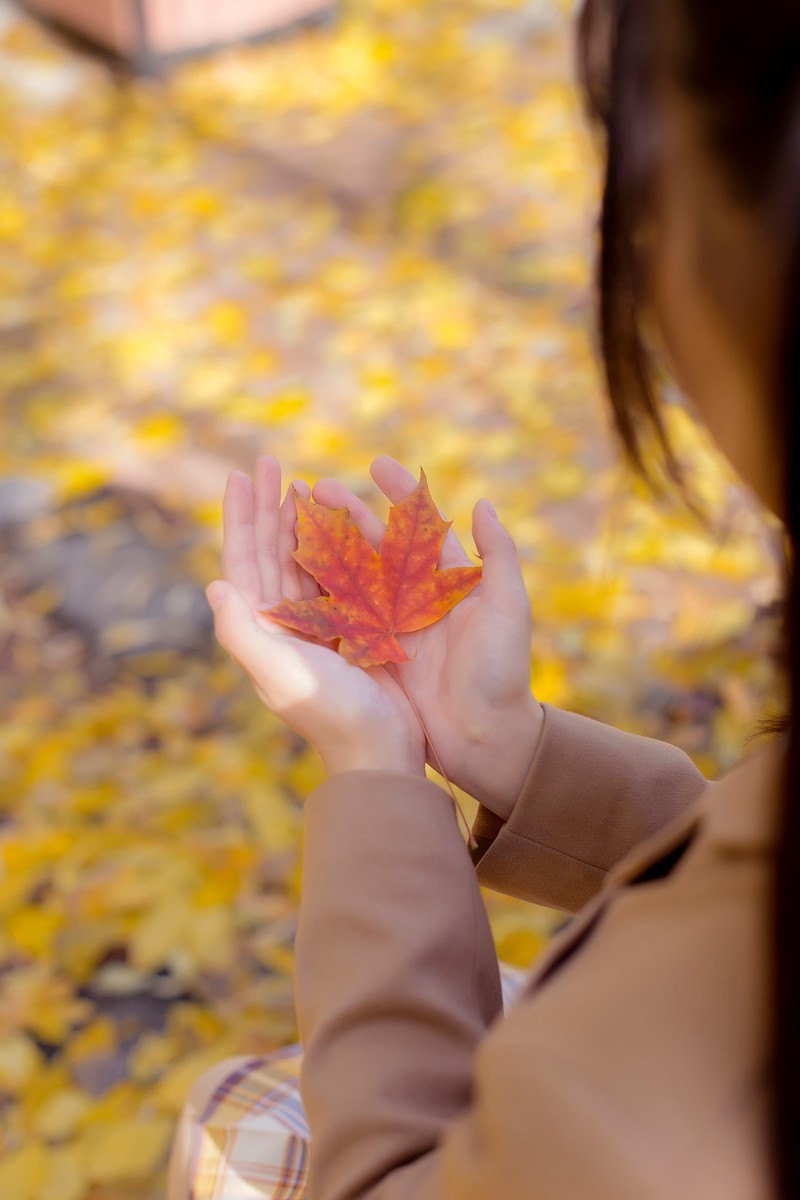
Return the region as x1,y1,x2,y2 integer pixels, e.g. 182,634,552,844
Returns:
312,456,544,821
206,458,427,779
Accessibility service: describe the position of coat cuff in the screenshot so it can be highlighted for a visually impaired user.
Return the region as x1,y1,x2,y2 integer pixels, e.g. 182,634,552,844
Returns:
470,703,707,912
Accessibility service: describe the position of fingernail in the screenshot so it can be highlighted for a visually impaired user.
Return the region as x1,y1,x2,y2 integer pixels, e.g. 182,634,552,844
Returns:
206,583,226,612
484,501,498,520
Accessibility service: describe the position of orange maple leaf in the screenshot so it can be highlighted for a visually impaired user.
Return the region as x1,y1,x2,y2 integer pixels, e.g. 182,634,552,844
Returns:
262,470,481,668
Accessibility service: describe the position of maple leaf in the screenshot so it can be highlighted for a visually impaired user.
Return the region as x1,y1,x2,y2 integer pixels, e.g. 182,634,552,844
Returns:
262,470,481,667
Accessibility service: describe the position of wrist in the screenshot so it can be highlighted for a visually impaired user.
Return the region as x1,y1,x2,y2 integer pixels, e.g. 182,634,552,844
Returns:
321,732,426,779
468,694,545,821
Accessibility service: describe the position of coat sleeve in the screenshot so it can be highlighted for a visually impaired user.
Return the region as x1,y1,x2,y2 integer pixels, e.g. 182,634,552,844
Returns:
469,703,709,912
294,771,504,1200
293,714,714,1200
294,763,685,1200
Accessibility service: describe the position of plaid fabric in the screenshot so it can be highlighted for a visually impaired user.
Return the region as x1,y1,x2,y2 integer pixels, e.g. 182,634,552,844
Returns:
174,964,528,1200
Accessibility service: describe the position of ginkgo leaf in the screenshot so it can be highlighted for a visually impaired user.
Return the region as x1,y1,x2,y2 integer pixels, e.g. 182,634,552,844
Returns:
262,470,481,668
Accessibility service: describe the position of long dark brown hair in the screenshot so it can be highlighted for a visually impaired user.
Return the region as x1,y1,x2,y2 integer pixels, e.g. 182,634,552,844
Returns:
576,0,800,1193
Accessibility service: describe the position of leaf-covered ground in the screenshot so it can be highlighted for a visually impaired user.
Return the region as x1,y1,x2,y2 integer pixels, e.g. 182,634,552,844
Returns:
0,0,785,1195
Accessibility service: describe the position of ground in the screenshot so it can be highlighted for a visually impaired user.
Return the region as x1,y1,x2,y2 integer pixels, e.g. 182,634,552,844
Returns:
0,0,785,1196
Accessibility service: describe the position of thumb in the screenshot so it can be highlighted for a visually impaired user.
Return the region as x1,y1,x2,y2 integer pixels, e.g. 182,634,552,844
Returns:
206,581,232,613
472,500,529,613
206,581,259,660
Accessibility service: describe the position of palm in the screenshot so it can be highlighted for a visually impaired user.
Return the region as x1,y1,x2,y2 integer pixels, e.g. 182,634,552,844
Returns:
312,457,536,809
401,590,530,784
251,617,418,735
212,458,425,771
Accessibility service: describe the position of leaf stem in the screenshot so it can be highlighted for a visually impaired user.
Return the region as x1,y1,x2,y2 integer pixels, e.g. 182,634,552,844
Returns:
391,665,478,852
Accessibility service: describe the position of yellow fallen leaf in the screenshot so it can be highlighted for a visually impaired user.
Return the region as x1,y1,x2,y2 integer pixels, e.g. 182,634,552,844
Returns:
0,967,92,1043
7,905,64,958
54,462,110,501
2,830,75,874
128,1032,178,1083
80,1078,141,1125
206,299,247,343
242,783,301,855
0,196,26,238
82,1115,173,1184
166,1002,227,1049
39,1144,86,1200
268,387,309,423
149,1039,242,1113
63,1016,117,1065
193,870,242,908
31,1086,92,1141
0,1141,50,1200
0,873,41,921
130,897,194,971
535,460,588,501
0,1033,43,1092
56,917,130,983
133,412,185,447
287,747,326,797
186,906,235,971
530,659,568,707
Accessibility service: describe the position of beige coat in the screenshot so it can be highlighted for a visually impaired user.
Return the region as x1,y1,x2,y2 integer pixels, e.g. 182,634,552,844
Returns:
295,703,786,1200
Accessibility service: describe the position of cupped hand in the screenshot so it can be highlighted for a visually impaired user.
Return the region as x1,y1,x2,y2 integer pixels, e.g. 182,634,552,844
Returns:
312,456,544,821
206,457,426,779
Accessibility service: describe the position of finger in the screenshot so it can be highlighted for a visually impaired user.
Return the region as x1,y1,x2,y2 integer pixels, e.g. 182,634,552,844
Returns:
221,471,262,607
253,456,283,605
472,499,531,620
207,580,290,698
278,479,312,601
312,478,386,550
208,581,343,719
369,454,418,501
370,456,472,567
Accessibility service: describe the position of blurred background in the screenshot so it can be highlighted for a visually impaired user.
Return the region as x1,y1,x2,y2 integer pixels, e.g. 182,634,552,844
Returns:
0,0,786,1196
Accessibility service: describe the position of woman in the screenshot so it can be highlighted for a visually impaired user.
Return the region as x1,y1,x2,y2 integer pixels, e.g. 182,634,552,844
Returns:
169,0,799,1195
